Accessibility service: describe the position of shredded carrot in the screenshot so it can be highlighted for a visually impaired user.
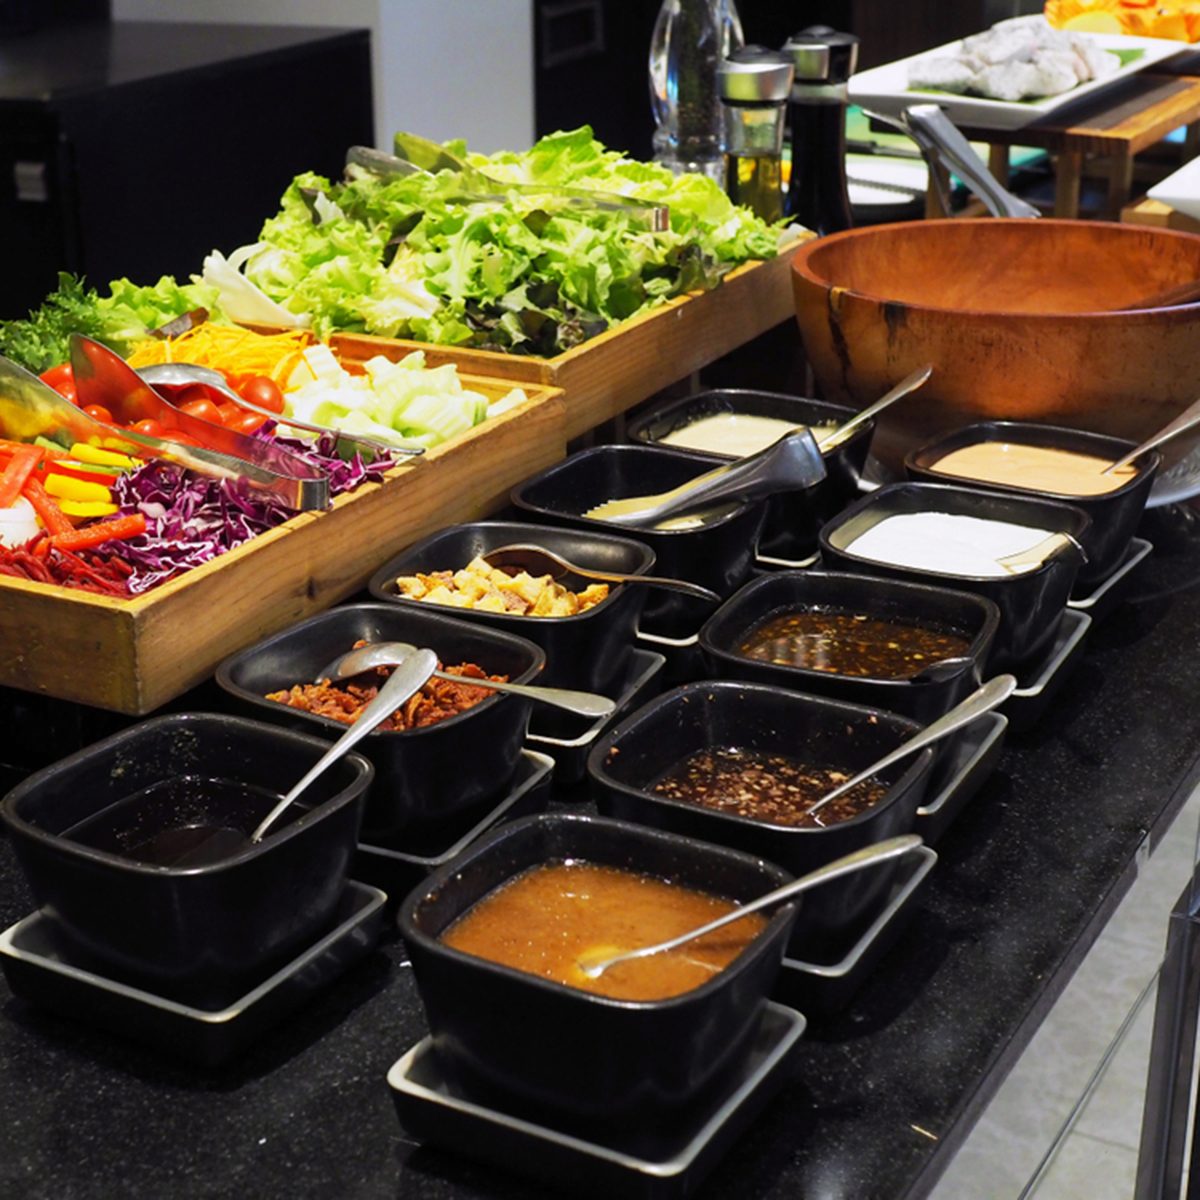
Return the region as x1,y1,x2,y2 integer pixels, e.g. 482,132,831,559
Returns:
125,323,314,387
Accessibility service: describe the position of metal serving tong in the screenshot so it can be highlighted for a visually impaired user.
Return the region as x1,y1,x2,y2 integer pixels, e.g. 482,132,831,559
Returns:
861,103,1039,220
0,351,323,511
585,429,827,526
67,337,329,511
386,132,671,232
137,362,421,462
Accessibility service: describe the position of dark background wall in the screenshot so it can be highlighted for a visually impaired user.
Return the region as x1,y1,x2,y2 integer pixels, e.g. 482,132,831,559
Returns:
533,0,1044,157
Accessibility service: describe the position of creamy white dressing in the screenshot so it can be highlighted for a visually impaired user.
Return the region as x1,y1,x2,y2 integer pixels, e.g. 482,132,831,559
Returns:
659,412,839,458
845,512,1053,578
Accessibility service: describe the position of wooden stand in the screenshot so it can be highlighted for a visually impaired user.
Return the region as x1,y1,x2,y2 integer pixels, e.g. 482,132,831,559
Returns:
948,74,1200,219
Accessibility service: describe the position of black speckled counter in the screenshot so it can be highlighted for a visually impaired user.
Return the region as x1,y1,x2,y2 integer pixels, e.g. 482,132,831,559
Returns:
2,507,1200,1200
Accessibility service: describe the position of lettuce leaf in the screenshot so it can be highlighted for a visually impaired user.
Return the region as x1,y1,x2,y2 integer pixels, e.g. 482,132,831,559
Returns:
228,126,781,356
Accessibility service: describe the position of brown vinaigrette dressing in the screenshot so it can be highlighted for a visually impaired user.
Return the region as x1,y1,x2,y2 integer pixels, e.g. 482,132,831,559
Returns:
440,861,767,1001
736,608,972,680
653,747,887,828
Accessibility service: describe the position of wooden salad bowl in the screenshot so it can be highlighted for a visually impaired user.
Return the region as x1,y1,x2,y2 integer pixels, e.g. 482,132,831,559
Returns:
792,218,1200,465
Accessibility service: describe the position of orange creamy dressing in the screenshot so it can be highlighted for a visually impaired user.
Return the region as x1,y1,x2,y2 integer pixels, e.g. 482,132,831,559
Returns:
440,860,767,1001
931,442,1136,497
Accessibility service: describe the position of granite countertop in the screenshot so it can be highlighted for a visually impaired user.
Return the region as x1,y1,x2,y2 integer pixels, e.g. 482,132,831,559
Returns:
1,505,1199,1199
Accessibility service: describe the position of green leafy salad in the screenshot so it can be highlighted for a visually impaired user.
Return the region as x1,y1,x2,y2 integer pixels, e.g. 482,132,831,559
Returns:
0,273,222,375
205,127,787,356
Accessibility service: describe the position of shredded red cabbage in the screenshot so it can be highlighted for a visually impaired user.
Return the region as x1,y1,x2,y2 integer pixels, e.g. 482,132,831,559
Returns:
102,434,396,593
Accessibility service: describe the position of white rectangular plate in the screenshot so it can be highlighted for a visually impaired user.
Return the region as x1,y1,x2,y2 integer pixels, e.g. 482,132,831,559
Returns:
1148,155,1200,220
850,31,1186,132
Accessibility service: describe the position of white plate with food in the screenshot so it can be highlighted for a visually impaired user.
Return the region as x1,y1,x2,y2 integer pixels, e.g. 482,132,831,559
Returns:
850,15,1186,132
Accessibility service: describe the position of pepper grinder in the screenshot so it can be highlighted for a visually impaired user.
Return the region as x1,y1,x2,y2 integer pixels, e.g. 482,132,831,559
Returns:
648,0,744,181
717,46,794,222
782,25,859,234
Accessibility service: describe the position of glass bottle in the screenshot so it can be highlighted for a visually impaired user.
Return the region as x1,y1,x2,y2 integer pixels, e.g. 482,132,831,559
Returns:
782,25,860,235
649,0,744,181
718,46,793,223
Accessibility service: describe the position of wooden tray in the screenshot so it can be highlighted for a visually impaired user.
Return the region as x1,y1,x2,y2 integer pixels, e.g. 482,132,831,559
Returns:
328,244,806,440
0,379,565,714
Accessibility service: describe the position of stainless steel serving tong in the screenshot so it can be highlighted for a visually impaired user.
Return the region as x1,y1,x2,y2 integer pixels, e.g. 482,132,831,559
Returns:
0,350,325,512
137,362,423,461
69,337,329,511
584,428,827,526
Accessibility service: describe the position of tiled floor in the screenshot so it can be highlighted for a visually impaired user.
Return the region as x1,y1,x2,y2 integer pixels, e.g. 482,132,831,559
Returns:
928,781,1200,1200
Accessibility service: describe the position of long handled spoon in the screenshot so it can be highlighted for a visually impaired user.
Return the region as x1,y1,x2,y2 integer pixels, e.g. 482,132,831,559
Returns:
247,649,438,845
317,641,615,720
816,363,934,452
801,674,1016,824
995,531,1087,575
577,834,922,980
480,543,722,603
1102,395,1200,475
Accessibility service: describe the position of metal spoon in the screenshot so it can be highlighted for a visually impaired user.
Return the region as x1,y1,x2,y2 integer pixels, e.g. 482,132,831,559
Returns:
480,543,721,603
802,674,1017,822
1102,395,1200,475
137,363,425,459
248,649,438,845
816,363,934,452
577,834,922,980
995,531,1086,575
584,428,827,527
317,641,615,720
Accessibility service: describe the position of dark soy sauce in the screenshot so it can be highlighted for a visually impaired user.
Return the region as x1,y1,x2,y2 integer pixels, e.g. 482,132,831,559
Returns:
64,776,286,868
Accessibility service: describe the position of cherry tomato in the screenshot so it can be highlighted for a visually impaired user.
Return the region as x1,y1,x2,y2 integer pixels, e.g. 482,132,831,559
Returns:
56,381,78,404
173,384,217,409
82,404,114,425
39,363,74,391
237,375,285,414
226,410,268,435
163,431,201,447
180,398,224,426
216,402,242,425
130,419,164,438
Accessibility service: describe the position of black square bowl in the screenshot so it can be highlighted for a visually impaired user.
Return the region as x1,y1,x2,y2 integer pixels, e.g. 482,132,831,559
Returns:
818,482,1090,669
905,421,1159,585
627,388,872,561
699,570,1000,724
367,520,654,694
398,812,795,1124
587,681,933,947
0,712,371,1003
510,445,768,638
215,604,544,841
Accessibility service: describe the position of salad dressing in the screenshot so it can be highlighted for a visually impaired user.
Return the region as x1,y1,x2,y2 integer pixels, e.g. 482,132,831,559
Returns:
845,512,1053,577
660,412,838,458
929,442,1135,496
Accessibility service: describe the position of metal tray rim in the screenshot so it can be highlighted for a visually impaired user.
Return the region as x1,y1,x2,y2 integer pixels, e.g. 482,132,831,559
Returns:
0,880,386,1023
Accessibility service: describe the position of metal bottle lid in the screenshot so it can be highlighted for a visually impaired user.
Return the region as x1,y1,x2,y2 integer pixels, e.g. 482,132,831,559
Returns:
718,45,794,104
783,25,860,84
